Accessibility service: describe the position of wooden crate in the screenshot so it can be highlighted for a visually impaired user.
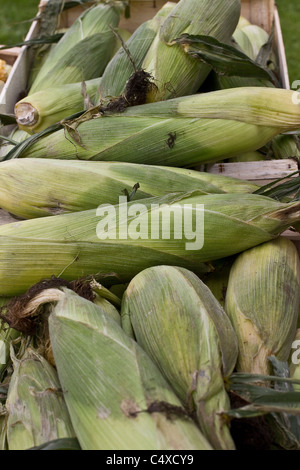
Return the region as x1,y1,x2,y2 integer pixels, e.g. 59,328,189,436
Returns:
0,47,21,67
0,0,298,241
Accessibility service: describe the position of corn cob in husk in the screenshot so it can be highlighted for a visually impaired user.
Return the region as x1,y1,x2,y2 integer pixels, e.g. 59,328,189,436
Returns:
225,237,300,376
271,134,300,161
237,24,270,61
26,287,212,450
0,192,299,296
15,79,101,134
141,0,241,101
121,265,237,450
18,87,300,166
0,159,259,219
4,348,75,450
210,17,300,164
29,3,123,93
99,2,175,101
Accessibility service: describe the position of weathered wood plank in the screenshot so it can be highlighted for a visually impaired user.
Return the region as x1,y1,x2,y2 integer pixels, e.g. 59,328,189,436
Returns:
206,159,298,182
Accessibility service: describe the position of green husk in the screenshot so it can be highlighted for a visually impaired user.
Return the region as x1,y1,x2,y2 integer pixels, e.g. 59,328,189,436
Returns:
5,348,75,450
271,134,300,161
45,288,212,450
0,191,299,296
99,2,175,101
225,237,300,375
0,129,30,159
142,0,241,101
17,87,300,166
239,24,270,60
121,265,237,450
0,159,259,219
214,19,274,89
30,3,123,93
110,28,132,57
15,79,101,134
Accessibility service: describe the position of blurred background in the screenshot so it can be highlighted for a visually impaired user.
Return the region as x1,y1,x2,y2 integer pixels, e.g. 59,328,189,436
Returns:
0,0,299,86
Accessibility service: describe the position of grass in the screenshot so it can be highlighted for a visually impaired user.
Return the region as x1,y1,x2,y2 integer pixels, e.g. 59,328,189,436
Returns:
0,0,38,45
276,0,300,85
0,0,299,86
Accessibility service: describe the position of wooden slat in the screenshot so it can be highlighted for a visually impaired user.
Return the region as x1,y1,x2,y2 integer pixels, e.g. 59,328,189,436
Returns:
241,0,275,33
207,159,298,182
274,7,290,90
283,230,300,242
56,0,277,33
0,47,21,66
119,1,169,32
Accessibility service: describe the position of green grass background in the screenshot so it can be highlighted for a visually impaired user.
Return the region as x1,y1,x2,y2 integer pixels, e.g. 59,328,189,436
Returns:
0,0,299,86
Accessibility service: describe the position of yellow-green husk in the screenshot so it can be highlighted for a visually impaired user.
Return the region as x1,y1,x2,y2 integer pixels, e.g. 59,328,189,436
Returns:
48,288,212,450
19,88,300,166
121,265,238,449
225,237,300,375
0,192,298,296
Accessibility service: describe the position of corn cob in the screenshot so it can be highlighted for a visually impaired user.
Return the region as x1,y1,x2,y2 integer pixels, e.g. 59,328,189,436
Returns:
141,0,241,101
232,27,254,59
225,237,300,375
4,348,75,450
99,2,175,101
271,134,300,161
212,21,298,163
18,87,300,166
0,159,259,219
121,265,237,449
15,79,101,134
30,287,212,450
0,192,299,296
30,3,123,93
